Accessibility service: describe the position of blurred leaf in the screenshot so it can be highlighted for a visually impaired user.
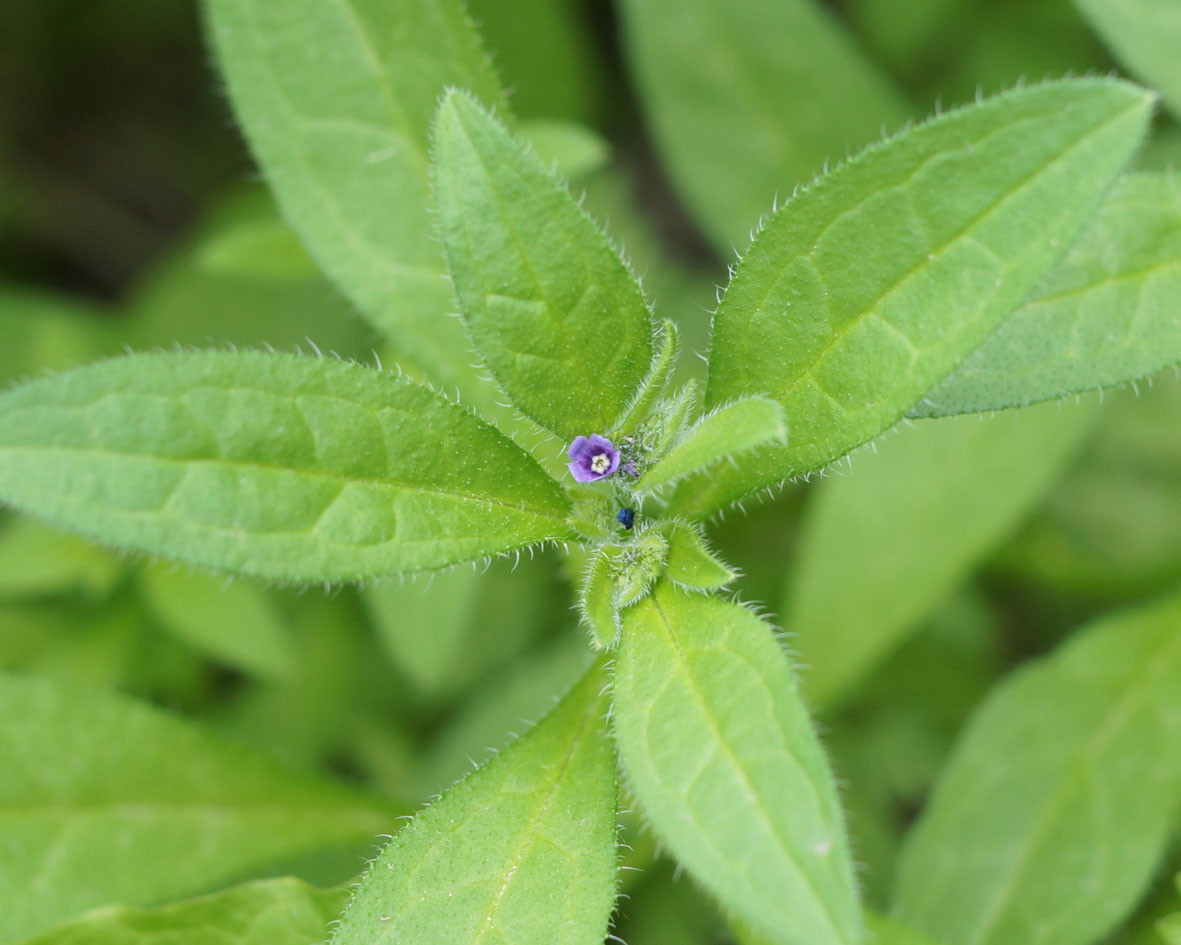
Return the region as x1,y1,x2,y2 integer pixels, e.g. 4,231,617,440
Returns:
125,188,371,356
0,516,121,600
916,173,1181,417
995,380,1181,599
10,878,345,945
414,635,591,795
205,0,506,405
466,0,607,124
787,400,1098,711
0,351,572,582
0,287,113,384
432,90,653,439
1074,0,1181,119
617,0,912,251
1162,876,1181,944
894,591,1181,945
0,672,397,942
330,662,616,945
137,562,296,681
518,119,610,180
364,554,558,699
613,581,861,945
865,912,948,945
674,79,1152,519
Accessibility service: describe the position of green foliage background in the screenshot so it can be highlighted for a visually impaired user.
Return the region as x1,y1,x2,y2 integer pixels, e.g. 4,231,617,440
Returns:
0,1,1179,944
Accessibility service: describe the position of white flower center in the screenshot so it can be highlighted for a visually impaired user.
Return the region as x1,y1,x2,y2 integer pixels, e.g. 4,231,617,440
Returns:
590,453,611,474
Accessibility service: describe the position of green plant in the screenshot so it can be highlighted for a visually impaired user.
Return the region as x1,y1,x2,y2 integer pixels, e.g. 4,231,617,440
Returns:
1,1,1181,944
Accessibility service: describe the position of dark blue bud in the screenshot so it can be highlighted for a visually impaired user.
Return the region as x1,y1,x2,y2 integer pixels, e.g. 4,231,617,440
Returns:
617,508,636,530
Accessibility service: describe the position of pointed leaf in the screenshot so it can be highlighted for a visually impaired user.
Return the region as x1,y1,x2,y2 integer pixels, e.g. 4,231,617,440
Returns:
916,173,1181,417
581,548,619,649
0,673,397,943
203,0,506,401
432,90,654,438
0,351,572,582
893,592,1181,945
330,662,617,945
663,521,737,590
675,79,1153,519
617,0,912,251
618,320,679,435
1073,0,1181,120
613,581,861,945
789,400,1098,711
635,397,785,493
10,878,345,945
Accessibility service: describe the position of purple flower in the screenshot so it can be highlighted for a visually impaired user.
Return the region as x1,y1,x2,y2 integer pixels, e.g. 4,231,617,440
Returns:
568,434,620,482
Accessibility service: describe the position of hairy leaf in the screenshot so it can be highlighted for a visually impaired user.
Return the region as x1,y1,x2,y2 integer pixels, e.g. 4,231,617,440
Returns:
893,592,1181,945
432,91,653,438
675,79,1152,519
635,397,786,493
581,548,619,649
788,400,1098,710
0,351,572,582
0,673,396,942
663,521,737,590
1074,0,1181,119
331,662,616,945
617,0,912,251
10,878,345,945
613,581,861,945
916,173,1181,416
204,0,505,400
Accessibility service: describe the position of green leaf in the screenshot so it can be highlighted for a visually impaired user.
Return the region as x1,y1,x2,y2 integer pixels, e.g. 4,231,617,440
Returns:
617,0,912,251
10,878,346,945
1073,0,1181,120
203,0,506,400
663,521,737,590
864,912,948,945
915,173,1181,417
673,78,1153,520
635,397,785,493
788,400,1098,711
330,661,617,945
0,673,397,943
413,636,591,795
518,119,610,180
431,90,654,439
893,591,1181,945
613,580,861,945
0,351,572,582
0,516,121,600
618,320,680,435
364,555,558,699
1162,877,1181,945
137,563,297,681
580,548,619,649
0,287,111,384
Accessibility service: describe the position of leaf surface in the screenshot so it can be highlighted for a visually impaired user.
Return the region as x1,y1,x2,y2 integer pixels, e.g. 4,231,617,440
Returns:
10,878,345,945
613,581,861,945
893,592,1181,945
204,0,505,400
0,673,396,943
635,397,785,493
0,351,572,582
916,173,1181,416
432,91,653,438
788,400,1098,710
674,79,1152,519
617,0,912,251
330,662,617,945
